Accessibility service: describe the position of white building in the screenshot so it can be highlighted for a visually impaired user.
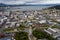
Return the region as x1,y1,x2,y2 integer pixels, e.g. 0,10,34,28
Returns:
39,20,47,24
44,28,60,38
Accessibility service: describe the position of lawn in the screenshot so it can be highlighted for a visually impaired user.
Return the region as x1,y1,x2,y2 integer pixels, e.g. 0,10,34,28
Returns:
3,28,14,32
52,25,60,28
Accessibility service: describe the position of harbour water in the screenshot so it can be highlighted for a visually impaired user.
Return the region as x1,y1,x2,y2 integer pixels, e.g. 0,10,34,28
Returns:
6,6,52,11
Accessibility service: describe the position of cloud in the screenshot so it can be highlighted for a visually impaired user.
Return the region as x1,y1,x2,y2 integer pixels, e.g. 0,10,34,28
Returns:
0,0,60,4
0,0,34,4
26,0,60,4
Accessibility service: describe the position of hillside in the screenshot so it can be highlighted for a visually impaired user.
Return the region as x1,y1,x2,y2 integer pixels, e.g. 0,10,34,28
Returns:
0,3,58,7
48,5,60,9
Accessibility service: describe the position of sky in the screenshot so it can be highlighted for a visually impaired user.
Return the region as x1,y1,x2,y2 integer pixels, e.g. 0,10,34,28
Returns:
0,0,60,4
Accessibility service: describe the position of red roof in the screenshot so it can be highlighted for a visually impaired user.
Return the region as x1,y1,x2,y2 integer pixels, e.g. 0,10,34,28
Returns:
0,34,5,38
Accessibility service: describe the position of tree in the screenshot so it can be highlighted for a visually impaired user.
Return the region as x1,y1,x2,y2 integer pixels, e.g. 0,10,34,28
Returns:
32,29,45,39
15,32,29,40
32,29,57,40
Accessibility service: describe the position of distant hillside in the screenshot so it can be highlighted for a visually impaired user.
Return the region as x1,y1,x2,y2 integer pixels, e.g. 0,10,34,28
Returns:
48,5,60,9
0,3,6,7
0,3,59,7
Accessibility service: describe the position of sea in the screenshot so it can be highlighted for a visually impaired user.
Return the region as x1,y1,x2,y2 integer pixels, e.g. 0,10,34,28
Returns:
6,5,52,11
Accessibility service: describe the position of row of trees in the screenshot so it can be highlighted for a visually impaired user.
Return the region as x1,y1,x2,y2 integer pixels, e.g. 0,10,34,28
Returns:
32,29,57,40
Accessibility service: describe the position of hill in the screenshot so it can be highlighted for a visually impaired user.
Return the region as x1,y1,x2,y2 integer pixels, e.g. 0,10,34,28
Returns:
0,3,59,7
48,5,60,9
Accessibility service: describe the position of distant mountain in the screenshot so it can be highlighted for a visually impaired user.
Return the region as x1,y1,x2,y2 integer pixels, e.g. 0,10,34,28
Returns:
48,5,60,9
0,3,6,7
0,3,60,7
